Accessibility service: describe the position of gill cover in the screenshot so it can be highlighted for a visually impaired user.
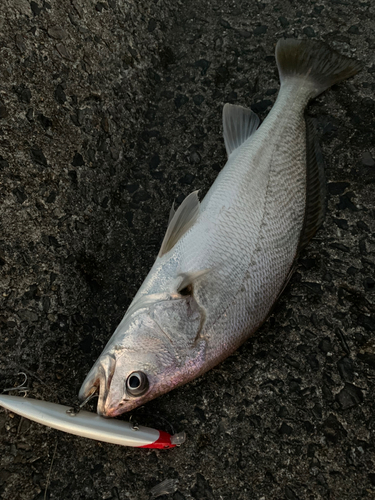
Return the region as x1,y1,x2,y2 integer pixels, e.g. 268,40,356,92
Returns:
79,275,208,416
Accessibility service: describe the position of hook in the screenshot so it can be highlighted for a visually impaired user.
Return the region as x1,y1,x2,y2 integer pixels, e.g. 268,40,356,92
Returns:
129,414,139,431
66,388,98,417
2,372,29,396
153,414,175,436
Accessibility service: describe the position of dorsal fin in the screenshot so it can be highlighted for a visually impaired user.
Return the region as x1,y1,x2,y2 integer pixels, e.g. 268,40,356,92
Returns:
168,201,176,224
159,191,200,257
223,103,260,156
299,116,326,249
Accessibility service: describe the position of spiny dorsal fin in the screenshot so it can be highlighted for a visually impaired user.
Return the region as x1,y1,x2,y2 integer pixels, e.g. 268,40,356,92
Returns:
299,116,326,249
168,201,176,224
223,103,260,157
159,191,200,257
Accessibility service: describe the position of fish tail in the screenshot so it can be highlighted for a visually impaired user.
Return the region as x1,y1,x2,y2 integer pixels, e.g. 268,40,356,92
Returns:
275,39,362,99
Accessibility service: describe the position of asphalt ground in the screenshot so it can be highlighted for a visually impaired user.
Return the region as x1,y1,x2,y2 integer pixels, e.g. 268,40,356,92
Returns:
0,0,374,499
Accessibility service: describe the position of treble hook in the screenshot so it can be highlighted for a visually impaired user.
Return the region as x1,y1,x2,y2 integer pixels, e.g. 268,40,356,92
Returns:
66,388,98,416
129,414,139,431
2,372,29,396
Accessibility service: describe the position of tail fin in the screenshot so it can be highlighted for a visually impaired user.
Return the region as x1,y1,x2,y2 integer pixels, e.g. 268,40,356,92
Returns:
276,39,362,99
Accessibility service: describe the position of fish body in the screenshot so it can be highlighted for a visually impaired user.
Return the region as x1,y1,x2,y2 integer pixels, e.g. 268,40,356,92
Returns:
79,39,360,417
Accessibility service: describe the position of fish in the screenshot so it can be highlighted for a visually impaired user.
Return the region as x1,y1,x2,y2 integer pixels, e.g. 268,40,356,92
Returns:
79,39,361,417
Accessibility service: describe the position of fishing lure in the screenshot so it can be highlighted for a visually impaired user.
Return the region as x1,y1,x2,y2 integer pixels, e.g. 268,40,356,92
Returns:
0,395,185,449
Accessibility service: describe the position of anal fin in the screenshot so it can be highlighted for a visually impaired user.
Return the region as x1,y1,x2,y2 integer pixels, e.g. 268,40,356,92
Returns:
299,116,326,250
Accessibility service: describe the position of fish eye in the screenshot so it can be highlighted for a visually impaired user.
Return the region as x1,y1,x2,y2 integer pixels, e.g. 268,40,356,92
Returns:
126,371,149,397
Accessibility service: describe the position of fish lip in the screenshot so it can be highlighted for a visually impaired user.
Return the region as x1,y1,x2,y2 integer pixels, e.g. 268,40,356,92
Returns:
101,406,122,418
79,354,116,416
101,397,143,417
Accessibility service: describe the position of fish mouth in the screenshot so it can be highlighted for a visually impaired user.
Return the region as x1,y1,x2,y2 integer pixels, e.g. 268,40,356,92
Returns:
102,397,143,417
102,405,125,418
78,354,116,417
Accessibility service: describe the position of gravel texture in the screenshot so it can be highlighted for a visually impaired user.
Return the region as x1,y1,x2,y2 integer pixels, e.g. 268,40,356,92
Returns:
1,1,375,499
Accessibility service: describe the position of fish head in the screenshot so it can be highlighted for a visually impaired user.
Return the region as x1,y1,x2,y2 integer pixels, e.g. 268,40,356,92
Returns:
79,292,207,416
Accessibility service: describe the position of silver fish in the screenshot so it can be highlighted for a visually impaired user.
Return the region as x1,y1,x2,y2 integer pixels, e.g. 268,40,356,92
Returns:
79,39,361,417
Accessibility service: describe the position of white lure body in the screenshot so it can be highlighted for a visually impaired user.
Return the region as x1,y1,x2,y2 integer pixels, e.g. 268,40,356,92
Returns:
0,395,181,448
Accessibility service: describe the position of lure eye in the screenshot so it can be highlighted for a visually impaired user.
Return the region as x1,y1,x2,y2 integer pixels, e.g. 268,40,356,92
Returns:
126,371,149,397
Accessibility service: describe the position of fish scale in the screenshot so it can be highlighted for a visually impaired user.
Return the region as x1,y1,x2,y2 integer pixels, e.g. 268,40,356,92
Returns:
195,91,307,346
79,39,361,416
